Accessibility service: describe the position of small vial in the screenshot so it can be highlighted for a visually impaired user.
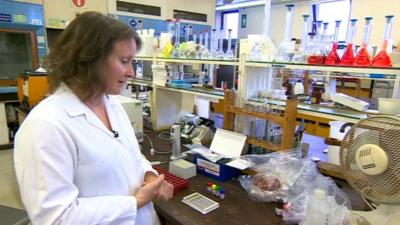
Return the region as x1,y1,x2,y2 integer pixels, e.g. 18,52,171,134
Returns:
275,199,284,216
211,184,217,195
219,189,225,199
207,182,213,192
215,186,221,197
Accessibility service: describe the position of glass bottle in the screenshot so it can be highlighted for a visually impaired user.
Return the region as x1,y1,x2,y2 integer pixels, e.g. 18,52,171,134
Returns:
354,17,373,66
372,15,394,67
340,19,358,65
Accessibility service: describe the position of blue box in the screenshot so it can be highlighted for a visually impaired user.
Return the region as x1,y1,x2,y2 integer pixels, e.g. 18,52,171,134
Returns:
193,154,240,182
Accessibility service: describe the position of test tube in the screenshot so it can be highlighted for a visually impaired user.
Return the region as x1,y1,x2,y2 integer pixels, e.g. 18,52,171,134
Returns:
193,32,197,44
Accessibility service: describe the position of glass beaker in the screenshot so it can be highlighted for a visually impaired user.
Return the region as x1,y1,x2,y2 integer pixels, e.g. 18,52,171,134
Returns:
325,20,342,65
372,15,394,67
354,17,373,67
340,19,358,65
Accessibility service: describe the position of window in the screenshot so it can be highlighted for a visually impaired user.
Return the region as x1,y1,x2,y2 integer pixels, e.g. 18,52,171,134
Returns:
116,1,161,16
173,10,207,22
318,0,350,41
222,11,239,39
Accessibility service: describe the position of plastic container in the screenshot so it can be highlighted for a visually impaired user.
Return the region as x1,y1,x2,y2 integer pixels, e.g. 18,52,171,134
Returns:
378,98,400,115
153,166,189,194
293,81,304,95
301,189,330,225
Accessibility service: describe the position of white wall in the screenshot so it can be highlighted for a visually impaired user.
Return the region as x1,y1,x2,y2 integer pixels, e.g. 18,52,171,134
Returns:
44,0,108,28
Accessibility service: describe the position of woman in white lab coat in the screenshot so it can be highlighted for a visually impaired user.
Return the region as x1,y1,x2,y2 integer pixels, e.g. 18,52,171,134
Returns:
14,11,173,225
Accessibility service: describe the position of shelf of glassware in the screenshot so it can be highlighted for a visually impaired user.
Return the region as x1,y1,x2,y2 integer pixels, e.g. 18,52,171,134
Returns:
247,97,372,123
156,57,239,66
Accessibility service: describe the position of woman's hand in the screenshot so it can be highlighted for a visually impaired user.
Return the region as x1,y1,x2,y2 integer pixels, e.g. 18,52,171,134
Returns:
157,181,174,201
135,174,165,208
143,171,173,201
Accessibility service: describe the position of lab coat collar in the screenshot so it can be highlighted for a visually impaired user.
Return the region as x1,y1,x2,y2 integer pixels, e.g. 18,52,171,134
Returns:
54,83,119,118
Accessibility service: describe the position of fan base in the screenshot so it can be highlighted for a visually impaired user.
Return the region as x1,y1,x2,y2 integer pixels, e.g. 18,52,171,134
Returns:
351,204,400,225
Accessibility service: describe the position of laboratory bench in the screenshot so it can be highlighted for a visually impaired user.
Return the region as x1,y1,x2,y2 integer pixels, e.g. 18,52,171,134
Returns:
141,130,368,225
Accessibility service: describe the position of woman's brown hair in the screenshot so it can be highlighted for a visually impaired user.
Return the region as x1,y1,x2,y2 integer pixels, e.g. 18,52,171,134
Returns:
47,11,142,101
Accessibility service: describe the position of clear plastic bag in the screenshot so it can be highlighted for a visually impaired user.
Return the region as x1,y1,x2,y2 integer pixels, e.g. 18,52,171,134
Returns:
238,151,351,224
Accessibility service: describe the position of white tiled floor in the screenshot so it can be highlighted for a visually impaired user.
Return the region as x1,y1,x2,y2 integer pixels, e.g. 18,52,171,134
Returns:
0,149,24,210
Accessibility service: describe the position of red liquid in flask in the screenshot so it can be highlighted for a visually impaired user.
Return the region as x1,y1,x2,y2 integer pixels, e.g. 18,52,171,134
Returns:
340,43,355,65
372,40,392,67
325,43,340,65
308,55,324,64
354,45,371,67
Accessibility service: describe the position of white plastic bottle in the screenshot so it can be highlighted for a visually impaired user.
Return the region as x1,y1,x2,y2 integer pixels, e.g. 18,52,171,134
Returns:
293,80,304,95
301,189,330,225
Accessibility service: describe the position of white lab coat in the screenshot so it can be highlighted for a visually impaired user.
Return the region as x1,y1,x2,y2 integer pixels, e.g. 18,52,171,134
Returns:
14,84,161,225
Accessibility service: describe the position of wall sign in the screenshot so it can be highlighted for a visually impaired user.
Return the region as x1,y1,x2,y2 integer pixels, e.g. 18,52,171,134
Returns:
129,19,137,28
241,14,247,28
72,0,85,7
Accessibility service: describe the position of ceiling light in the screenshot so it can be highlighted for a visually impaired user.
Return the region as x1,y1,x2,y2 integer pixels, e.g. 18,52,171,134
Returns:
215,0,265,11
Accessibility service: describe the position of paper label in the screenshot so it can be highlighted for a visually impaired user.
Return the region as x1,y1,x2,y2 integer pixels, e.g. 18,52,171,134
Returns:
197,158,220,176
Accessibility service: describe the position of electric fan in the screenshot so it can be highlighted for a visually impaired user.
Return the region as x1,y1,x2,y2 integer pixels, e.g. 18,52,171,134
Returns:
340,116,400,225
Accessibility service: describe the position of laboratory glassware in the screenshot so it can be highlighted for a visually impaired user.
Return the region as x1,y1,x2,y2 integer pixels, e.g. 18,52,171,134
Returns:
325,20,342,65
372,15,394,67
321,22,330,56
201,30,210,59
307,33,324,64
292,14,310,63
354,17,373,66
340,19,358,65
275,4,295,62
172,19,181,58
217,29,225,59
210,29,218,58
225,29,234,59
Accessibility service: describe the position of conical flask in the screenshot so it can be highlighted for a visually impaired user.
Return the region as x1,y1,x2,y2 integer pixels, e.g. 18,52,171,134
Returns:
292,14,310,63
354,17,373,66
325,20,341,65
372,15,394,67
275,4,295,62
340,19,358,65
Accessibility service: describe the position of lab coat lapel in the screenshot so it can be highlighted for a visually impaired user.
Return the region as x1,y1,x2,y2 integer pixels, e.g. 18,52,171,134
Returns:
56,84,115,138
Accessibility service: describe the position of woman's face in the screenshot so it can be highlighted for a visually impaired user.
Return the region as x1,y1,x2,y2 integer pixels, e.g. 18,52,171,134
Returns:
102,38,137,95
